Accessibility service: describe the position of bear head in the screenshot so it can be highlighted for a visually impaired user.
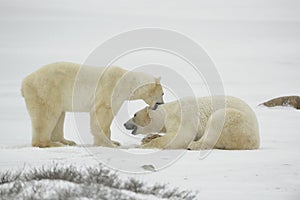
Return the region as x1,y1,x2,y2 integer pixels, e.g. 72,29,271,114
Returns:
124,106,165,135
130,77,164,110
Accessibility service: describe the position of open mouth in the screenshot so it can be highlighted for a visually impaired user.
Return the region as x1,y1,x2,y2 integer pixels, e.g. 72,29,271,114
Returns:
131,126,137,135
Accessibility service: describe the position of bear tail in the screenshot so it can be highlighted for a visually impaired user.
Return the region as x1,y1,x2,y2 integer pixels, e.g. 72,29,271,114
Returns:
21,78,29,98
21,74,37,99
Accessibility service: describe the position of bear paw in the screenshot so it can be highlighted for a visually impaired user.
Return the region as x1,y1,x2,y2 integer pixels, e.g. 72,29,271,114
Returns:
141,134,162,145
60,139,76,146
112,140,121,146
32,141,64,148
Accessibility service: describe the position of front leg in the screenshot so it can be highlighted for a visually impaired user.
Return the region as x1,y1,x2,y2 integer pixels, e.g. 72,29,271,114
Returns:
90,107,119,147
51,112,76,146
139,132,175,149
141,134,162,145
106,129,121,146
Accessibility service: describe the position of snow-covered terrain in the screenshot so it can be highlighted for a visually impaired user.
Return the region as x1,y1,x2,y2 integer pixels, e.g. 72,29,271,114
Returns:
1,0,300,199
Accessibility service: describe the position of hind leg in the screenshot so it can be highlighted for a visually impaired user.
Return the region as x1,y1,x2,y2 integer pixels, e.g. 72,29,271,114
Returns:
51,112,76,146
188,109,227,150
24,95,64,147
214,108,259,150
30,108,64,148
188,108,259,150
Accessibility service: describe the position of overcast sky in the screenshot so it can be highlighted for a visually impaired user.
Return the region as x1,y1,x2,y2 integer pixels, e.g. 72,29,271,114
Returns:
0,0,299,81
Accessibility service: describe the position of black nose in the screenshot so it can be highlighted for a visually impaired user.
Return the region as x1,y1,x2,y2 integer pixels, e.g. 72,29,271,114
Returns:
124,123,136,130
153,102,163,110
124,123,129,129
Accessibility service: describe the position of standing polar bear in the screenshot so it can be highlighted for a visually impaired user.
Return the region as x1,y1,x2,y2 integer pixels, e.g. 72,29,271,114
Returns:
124,96,260,150
22,62,164,148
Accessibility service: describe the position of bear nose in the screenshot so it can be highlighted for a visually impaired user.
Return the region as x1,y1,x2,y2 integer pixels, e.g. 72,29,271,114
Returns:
124,123,137,131
153,102,163,110
124,123,132,129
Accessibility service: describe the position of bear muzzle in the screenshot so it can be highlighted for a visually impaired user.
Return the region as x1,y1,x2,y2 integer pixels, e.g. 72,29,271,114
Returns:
153,102,164,110
124,122,138,135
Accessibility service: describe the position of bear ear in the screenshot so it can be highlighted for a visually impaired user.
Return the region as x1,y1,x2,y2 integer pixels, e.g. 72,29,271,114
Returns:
155,77,161,84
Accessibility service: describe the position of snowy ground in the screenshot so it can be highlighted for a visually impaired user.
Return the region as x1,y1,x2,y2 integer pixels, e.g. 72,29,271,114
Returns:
1,0,300,199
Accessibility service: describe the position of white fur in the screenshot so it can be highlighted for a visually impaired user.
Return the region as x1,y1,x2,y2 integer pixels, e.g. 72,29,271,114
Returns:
21,62,163,147
126,96,260,150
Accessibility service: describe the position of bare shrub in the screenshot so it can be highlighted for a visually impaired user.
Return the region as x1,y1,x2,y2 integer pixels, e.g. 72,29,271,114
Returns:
0,181,23,199
23,163,83,184
122,178,145,193
0,171,21,185
85,164,120,188
0,163,197,200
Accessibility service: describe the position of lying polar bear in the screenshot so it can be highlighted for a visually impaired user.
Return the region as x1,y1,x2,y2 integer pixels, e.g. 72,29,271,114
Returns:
22,62,164,148
124,96,260,150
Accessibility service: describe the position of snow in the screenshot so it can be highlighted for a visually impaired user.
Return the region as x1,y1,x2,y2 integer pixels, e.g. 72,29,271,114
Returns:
1,0,300,199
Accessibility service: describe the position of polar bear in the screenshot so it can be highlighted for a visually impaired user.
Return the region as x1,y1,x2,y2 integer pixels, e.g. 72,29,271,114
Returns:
22,62,164,148
124,96,260,150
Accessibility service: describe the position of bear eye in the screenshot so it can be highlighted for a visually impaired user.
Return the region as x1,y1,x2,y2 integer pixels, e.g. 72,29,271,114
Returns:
134,114,137,118
162,93,164,96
